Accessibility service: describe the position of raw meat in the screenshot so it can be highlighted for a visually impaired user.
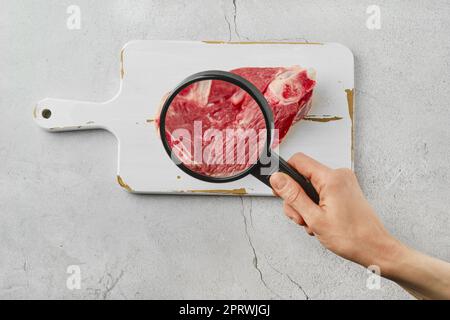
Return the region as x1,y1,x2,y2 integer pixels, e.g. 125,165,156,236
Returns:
157,66,316,177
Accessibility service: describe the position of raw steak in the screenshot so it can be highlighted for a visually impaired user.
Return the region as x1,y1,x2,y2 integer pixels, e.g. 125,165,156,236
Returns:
157,66,316,177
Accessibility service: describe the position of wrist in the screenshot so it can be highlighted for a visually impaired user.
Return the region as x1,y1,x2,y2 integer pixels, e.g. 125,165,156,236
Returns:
374,235,409,279
356,231,407,277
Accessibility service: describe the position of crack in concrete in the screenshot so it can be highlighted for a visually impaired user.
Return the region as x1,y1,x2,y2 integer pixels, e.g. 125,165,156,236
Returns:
239,197,281,299
102,270,124,300
232,0,240,39
230,0,249,40
248,197,254,229
224,14,232,41
87,269,125,300
285,274,310,300
265,259,310,300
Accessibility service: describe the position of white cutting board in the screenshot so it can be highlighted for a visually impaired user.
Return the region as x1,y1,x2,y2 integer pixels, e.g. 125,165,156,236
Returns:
33,40,354,196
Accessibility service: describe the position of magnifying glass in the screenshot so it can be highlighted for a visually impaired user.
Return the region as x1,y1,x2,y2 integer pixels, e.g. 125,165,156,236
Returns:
158,70,319,204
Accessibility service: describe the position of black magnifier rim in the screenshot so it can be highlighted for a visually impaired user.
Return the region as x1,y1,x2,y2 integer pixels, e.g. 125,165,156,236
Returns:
159,70,274,183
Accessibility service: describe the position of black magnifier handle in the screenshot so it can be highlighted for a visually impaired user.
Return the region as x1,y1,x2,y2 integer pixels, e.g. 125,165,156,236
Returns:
251,153,320,205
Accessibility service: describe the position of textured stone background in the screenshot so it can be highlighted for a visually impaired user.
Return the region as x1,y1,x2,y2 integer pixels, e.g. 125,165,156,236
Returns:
0,0,449,299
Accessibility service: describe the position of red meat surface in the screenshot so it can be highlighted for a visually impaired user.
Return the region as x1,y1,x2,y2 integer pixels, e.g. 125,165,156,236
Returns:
157,66,316,177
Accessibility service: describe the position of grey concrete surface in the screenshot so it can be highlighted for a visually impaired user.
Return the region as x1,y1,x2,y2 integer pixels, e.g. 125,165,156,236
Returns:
0,0,449,299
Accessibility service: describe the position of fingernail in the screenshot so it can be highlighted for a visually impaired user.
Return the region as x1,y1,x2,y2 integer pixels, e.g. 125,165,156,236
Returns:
271,173,287,190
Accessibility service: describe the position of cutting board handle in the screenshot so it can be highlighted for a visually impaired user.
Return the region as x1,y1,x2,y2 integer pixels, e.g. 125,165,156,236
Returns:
33,98,111,132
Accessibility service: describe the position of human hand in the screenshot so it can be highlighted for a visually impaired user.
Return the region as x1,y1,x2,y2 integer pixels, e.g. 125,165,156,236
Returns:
270,153,402,270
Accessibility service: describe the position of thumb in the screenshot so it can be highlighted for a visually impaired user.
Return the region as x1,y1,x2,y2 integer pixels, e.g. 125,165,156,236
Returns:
270,172,320,224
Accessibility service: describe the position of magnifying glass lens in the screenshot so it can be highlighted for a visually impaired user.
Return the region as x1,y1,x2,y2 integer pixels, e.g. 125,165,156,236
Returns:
163,79,267,179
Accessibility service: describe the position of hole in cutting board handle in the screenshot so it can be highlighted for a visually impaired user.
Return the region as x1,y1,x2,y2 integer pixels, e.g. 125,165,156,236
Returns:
41,109,52,119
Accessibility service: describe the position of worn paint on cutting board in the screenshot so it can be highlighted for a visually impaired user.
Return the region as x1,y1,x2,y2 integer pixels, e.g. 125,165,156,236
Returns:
33,40,354,196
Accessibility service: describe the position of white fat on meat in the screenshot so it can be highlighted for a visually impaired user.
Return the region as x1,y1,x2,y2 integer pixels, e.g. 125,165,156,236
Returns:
265,66,315,105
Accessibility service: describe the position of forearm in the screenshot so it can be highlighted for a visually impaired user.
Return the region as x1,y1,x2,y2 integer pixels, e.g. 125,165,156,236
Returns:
380,241,450,300
269,155,450,299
